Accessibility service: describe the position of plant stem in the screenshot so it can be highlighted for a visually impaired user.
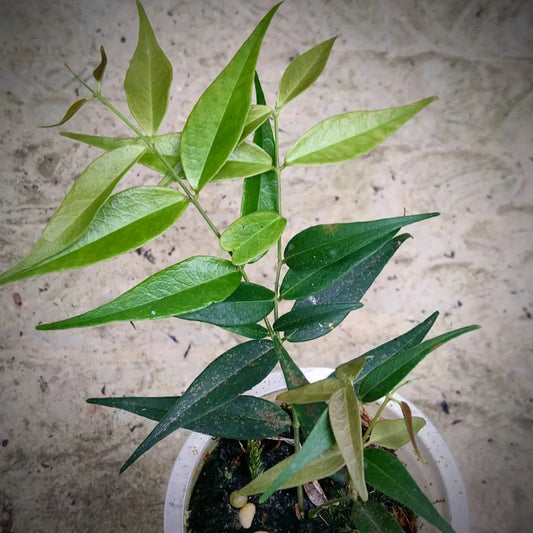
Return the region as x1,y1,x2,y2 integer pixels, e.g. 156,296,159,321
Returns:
292,407,305,519
273,109,283,322
362,395,391,443
65,65,222,239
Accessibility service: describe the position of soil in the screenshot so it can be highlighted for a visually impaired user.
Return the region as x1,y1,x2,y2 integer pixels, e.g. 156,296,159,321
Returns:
186,436,417,533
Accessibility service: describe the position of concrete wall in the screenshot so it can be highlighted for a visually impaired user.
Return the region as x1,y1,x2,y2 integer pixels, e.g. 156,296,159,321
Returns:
1,1,531,531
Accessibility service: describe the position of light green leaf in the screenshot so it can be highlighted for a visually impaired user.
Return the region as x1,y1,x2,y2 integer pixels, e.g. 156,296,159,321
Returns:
284,213,438,270
212,141,273,181
0,187,186,281
178,282,274,327
36,256,241,330
277,37,336,110
180,4,280,191
329,386,367,501
240,104,272,141
220,210,286,265
259,407,335,502
336,356,367,385
366,417,426,450
285,96,436,166
364,448,456,533
400,400,425,459
121,339,277,472
41,98,89,128
124,0,173,135
0,145,145,286
276,378,343,404
236,444,345,497
61,131,182,175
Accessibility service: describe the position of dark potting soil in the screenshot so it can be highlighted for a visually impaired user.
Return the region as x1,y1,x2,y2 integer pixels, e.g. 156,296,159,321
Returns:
186,437,417,533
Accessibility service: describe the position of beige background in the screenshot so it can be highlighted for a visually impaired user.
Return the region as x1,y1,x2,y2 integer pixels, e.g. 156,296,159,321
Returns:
1,0,532,531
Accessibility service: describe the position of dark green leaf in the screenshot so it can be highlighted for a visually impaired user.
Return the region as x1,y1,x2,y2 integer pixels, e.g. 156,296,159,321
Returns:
0,187,186,281
180,5,280,191
120,339,277,472
353,312,440,387
37,256,241,330
222,323,269,339
280,231,399,300
277,37,336,110
277,344,326,437
274,302,362,339
365,447,456,533
220,211,286,265
283,235,411,341
358,325,480,402
285,97,437,166
284,213,438,270
93,45,108,82
41,98,89,128
124,0,173,134
178,282,274,326
241,73,278,216
0,145,145,286
351,500,405,533
87,395,290,438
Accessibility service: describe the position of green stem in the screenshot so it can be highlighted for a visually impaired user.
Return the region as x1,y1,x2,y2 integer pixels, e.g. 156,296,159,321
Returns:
65,65,222,239
362,395,391,443
273,109,283,321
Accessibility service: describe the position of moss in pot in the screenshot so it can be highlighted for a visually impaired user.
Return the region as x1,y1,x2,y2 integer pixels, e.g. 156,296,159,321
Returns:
0,2,479,532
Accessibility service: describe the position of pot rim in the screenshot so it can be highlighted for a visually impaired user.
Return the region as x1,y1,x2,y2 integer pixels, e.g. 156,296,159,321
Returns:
164,367,469,533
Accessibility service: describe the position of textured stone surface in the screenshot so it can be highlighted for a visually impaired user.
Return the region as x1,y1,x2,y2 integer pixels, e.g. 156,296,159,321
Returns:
0,1,532,532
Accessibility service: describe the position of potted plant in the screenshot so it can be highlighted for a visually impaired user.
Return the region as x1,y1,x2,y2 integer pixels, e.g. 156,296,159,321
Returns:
0,2,478,532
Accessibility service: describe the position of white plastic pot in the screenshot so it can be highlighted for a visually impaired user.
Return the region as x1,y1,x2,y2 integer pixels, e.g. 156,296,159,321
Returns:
164,368,469,533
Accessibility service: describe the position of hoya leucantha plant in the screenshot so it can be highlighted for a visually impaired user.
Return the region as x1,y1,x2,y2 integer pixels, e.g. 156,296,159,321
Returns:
0,2,478,532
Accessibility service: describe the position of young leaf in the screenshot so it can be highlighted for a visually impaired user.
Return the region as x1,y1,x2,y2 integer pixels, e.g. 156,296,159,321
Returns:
240,104,272,141
400,401,425,460
36,256,241,330
276,37,336,110
212,141,273,181
284,213,438,270
336,356,367,384
357,325,481,402
236,444,345,497
273,302,362,338
259,408,335,502
180,4,280,191
120,339,277,472
351,500,405,533
285,96,437,166
277,378,343,404
364,447,456,533
177,282,274,327
220,211,286,265
241,73,279,216
329,386,368,501
280,231,399,300
93,45,108,82
0,187,187,281
41,98,89,128
0,145,145,286
87,395,290,438
366,417,426,450
124,0,173,135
